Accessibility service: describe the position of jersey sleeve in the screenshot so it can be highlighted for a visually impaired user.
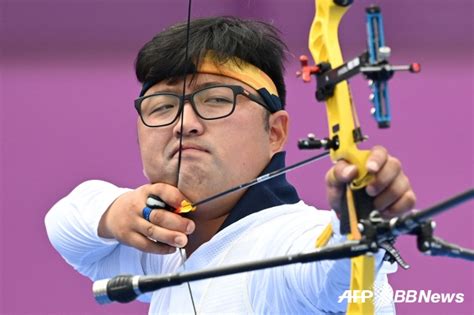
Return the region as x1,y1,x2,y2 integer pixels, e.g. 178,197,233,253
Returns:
44,180,159,302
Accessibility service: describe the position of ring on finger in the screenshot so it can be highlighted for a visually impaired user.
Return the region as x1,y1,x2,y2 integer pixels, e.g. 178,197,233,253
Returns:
142,206,154,222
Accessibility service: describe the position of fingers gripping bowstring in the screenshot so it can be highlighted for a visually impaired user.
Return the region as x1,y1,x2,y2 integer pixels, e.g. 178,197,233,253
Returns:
175,0,197,313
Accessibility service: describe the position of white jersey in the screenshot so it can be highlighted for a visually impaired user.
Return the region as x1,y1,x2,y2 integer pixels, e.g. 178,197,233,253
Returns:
45,180,396,314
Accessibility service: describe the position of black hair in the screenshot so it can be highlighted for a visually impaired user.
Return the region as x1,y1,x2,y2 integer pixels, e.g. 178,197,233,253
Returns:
135,16,288,107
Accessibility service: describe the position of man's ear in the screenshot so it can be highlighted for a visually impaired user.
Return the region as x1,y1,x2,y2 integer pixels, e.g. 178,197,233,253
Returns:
268,110,289,154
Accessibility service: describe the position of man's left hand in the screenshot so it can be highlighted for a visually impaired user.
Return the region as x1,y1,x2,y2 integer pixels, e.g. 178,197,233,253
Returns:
326,145,416,218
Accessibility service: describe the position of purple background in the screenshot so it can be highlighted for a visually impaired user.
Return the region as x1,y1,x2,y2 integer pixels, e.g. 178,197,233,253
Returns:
1,0,472,314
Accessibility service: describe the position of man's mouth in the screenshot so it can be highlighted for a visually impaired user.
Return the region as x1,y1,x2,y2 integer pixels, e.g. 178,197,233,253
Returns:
170,145,209,158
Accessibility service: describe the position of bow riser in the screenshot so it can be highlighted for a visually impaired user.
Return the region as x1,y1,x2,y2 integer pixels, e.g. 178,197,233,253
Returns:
309,1,375,314
309,0,372,189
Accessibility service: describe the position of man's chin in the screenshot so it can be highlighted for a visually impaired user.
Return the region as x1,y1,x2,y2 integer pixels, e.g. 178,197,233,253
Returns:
177,176,210,198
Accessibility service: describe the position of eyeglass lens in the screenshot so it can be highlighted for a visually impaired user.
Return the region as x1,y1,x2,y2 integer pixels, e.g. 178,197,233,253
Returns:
140,86,236,126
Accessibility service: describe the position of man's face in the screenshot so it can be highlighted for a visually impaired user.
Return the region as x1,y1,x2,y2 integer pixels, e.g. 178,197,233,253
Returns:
137,73,288,217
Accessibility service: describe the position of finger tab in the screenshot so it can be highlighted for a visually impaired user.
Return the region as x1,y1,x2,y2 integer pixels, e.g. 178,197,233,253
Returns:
146,194,176,212
146,195,166,208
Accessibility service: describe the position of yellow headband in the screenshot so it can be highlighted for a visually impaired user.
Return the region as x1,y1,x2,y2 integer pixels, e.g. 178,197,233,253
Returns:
197,51,279,97
139,51,282,112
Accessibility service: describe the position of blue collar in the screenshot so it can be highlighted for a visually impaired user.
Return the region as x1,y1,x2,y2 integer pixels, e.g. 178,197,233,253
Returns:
218,151,300,232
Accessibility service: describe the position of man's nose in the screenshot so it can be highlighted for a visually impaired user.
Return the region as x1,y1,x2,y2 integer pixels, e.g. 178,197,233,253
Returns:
173,102,205,137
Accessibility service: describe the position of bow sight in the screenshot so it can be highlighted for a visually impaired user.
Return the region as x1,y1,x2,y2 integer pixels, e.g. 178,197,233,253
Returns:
297,5,420,150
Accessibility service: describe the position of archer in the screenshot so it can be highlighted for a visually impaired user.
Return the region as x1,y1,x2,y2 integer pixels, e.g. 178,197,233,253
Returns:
45,16,414,314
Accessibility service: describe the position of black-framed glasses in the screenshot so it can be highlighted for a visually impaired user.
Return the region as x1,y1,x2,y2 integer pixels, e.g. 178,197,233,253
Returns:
134,85,269,127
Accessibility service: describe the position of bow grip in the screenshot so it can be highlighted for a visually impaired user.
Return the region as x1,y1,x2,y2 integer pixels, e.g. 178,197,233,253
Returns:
334,149,375,236
339,185,375,235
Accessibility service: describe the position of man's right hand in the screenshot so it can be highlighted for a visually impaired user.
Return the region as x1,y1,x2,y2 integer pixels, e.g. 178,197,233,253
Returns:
98,183,195,254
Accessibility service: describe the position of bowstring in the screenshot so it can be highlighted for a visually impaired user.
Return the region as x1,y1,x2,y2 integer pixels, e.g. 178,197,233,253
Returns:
175,0,197,313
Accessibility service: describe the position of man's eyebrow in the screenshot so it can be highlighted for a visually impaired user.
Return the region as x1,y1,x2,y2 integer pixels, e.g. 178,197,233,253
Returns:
145,88,178,95
193,81,227,89
152,87,180,94
152,81,227,94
